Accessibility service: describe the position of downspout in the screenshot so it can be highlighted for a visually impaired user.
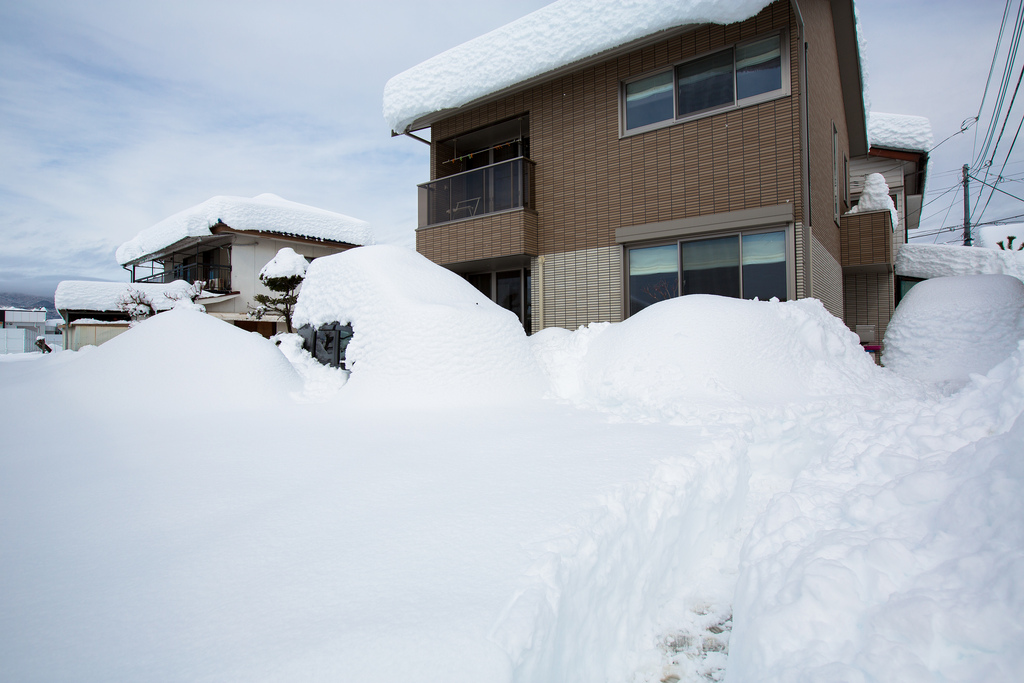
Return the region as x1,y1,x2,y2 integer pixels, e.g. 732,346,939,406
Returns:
537,255,545,330
792,0,813,300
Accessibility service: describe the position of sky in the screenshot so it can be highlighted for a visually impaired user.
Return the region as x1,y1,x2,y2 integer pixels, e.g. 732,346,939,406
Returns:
0,0,1015,296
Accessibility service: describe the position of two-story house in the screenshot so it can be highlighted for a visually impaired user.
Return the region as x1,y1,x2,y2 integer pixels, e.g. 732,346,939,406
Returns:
116,193,373,336
386,0,913,341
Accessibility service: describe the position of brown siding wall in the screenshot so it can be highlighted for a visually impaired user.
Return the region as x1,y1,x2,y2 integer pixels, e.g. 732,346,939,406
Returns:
427,0,803,260
843,272,894,345
417,210,538,264
803,0,851,262
840,210,892,267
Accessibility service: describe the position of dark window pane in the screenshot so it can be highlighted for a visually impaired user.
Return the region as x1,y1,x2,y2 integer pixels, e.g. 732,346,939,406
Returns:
682,236,740,297
677,49,734,117
467,273,491,299
628,244,679,315
496,270,522,318
625,71,674,130
736,36,782,100
741,231,787,301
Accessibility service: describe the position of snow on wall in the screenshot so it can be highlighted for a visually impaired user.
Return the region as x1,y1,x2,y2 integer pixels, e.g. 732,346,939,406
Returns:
116,194,373,265
293,245,542,401
882,274,1024,384
55,280,198,313
896,243,1024,282
383,0,774,133
868,111,933,152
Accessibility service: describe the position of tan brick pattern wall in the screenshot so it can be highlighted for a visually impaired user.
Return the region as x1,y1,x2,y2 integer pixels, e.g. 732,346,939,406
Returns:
840,210,892,267
811,235,843,318
803,0,851,262
429,1,803,262
417,210,538,264
843,272,894,343
533,246,623,330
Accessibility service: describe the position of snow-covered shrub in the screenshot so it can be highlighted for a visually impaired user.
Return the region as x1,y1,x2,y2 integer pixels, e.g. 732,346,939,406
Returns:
250,247,309,333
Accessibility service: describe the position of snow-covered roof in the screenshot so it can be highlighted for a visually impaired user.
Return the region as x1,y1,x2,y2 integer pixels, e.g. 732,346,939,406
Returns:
868,112,933,153
896,243,1024,282
383,0,775,134
116,194,373,266
55,280,206,313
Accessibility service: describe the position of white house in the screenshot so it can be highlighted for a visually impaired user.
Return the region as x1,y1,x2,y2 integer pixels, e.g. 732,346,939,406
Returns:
115,193,373,336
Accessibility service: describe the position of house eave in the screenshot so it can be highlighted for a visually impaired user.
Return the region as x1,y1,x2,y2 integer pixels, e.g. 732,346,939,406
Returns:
831,0,868,157
396,22,702,135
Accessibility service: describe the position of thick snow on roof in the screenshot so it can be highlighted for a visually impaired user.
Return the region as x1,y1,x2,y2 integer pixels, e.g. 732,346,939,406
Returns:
116,194,373,265
293,245,541,400
869,112,933,153
975,222,1024,250
896,243,1024,282
55,280,199,313
883,275,1024,384
383,0,774,133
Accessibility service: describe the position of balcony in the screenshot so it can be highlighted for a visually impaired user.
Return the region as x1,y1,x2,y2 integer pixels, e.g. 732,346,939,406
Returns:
418,157,535,228
134,263,233,293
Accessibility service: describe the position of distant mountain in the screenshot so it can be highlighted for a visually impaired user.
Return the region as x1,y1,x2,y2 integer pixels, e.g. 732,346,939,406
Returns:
0,293,58,319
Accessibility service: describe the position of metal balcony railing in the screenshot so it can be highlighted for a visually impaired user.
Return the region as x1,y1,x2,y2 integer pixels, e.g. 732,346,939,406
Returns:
134,264,232,292
418,157,535,228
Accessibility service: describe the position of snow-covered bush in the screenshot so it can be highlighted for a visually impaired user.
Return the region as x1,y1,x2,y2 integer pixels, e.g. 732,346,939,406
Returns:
250,247,309,333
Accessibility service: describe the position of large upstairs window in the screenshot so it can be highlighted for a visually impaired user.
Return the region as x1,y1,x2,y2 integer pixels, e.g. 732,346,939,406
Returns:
622,31,787,135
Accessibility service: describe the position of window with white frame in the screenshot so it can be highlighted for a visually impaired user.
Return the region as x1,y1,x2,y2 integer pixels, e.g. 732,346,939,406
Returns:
627,229,789,316
622,31,788,134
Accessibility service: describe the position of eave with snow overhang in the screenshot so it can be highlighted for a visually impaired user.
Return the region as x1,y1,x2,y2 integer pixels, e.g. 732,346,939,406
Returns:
385,0,868,156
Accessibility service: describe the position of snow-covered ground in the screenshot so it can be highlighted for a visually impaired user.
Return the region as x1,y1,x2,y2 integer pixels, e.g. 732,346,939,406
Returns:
2,248,1022,683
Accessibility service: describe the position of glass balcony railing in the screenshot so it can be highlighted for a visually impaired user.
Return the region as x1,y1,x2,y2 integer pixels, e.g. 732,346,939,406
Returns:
418,157,535,228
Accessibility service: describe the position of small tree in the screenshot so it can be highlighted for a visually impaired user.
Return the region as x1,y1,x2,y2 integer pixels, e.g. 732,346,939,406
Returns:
117,287,156,322
249,248,309,333
996,235,1024,251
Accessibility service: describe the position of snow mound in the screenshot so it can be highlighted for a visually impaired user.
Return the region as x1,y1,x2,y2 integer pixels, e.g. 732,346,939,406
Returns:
869,111,933,152
383,0,773,133
260,247,309,280
882,275,1024,384
848,172,898,229
975,222,1024,251
56,280,198,313
897,243,1024,282
60,308,300,406
532,296,885,417
116,194,373,265
293,245,542,402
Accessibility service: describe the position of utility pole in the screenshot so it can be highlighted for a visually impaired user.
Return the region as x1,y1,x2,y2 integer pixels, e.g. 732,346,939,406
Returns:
963,164,973,246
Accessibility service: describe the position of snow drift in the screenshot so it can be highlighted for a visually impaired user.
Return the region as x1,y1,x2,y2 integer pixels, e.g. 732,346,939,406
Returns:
293,245,542,401
532,296,889,419
883,274,1024,384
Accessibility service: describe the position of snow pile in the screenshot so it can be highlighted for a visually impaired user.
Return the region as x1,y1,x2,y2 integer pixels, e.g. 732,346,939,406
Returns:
56,307,300,406
532,296,887,419
55,279,200,313
848,172,898,229
868,111,933,152
896,243,1024,281
116,194,373,265
883,275,1024,383
293,245,542,401
383,0,773,133
975,222,1024,251
260,247,309,280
